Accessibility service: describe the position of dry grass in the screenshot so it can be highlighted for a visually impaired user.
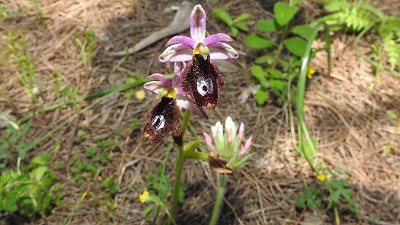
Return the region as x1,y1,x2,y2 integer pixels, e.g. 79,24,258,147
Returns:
0,0,399,224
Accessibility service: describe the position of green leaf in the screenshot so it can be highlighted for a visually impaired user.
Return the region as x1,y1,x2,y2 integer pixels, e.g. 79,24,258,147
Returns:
324,0,350,12
291,25,314,40
212,8,233,26
256,88,269,105
303,138,317,157
283,37,307,57
85,147,97,158
269,79,286,89
234,12,251,23
144,205,154,219
292,0,304,5
295,196,305,208
245,35,276,49
31,152,51,166
230,26,239,37
183,139,201,154
255,19,280,32
251,65,265,81
31,166,48,181
269,69,283,79
274,2,299,26
235,22,249,31
255,55,273,64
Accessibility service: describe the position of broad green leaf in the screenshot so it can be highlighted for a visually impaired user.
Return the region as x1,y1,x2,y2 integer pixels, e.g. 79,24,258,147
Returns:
31,166,48,181
269,79,286,89
283,37,307,57
255,54,273,64
324,0,350,12
292,0,304,5
31,152,51,166
235,22,249,31
256,88,269,105
212,8,233,26
234,12,251,22
245,35,276,49
295,196,305,208
230,26,239,37
274,2,299,26
291,25,314,40
251,65,264,81
269,69,283,79
255,19,280,32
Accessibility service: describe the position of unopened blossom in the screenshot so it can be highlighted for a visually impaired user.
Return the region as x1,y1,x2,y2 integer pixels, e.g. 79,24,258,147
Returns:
203,116,252,173
159,4,239,62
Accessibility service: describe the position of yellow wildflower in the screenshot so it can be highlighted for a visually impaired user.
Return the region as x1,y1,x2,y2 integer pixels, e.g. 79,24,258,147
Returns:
139,191,150,203
307,66,316,79
317,174,326,182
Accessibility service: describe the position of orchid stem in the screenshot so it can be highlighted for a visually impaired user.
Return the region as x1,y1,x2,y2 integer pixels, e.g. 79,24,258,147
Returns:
169,110,191,224
209,174,226,225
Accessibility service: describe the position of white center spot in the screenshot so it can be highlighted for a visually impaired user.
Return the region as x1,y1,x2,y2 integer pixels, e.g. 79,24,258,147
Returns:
151,115,165,130
196,77,213,96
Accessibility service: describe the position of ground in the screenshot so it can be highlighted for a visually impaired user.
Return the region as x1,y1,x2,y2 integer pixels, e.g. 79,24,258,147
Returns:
0,0,399,224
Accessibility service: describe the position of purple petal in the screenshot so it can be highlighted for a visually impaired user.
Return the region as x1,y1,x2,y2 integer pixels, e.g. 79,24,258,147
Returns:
176,97,207,118
166,36,196,49
172,62,186,87
208,42,239,60
190,5,206,43
204,33,234,46
159,44,193,62
143,81,163,94
147,73,172,88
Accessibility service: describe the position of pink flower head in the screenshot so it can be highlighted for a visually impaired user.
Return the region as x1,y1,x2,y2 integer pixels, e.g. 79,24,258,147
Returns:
159,4,239,62
203,116,253,171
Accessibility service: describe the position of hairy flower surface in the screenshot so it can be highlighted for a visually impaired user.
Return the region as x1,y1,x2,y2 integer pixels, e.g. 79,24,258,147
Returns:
159,4,239,62
142,97,182,143
181,54,224,108
203,116,252,172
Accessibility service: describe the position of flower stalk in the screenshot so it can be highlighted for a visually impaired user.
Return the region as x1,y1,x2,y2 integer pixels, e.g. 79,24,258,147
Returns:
209,174,226,225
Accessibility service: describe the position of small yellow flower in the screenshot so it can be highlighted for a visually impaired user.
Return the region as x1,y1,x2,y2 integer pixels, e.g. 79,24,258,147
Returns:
317,174,326,182
307,66,316,79
139,191,150,203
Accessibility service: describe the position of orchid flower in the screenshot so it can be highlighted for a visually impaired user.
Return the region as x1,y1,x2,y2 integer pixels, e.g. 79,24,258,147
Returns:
159,4,239,62
203,116,253,172
143,62,205,117
142,62,205,143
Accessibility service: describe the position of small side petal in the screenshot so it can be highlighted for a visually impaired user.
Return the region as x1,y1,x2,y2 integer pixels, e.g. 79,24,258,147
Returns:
208,42,239,60
176,98,207,118
147,73,172,88
166,35,196,49
143,81,163,94
203,33,234,46
190,5,206,43
160,44,193,62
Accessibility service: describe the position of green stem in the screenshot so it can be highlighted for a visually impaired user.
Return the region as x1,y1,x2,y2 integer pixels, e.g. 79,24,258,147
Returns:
334,206,340,225
169,110,192,223
209,174,226,225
